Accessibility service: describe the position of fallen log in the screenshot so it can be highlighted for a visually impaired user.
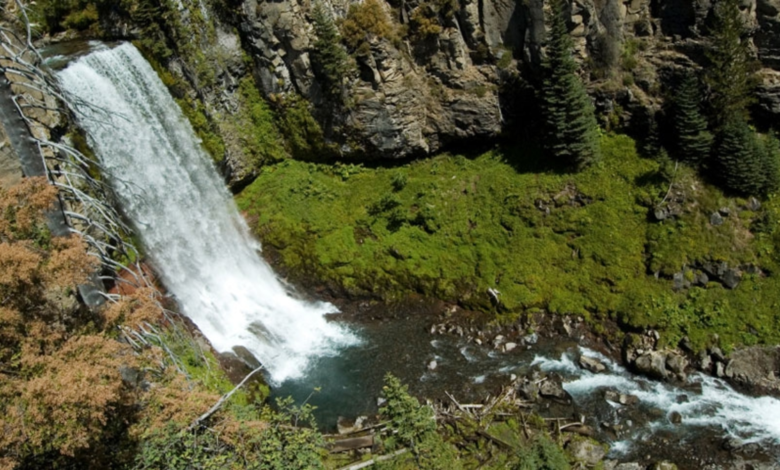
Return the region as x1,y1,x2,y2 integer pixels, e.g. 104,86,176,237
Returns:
336,448,408,470
329,435,375,453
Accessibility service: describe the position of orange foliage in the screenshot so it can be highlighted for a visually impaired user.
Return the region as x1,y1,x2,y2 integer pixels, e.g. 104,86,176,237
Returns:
0,177,57,240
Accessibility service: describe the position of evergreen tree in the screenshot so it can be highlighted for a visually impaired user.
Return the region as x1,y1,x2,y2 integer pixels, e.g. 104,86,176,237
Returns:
715,117,765,195
311,1,352,100
672,72,713,165
540,0,601,169
705,0,759,127
758,132,780,194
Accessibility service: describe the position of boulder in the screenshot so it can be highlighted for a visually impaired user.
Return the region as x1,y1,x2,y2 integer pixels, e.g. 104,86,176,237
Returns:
710,212,724,226
580,355,607,373
539,374,571,402
669,411,682,424
665,352,689,378
724,346,780,393
635,351,668,379
567,438,607,466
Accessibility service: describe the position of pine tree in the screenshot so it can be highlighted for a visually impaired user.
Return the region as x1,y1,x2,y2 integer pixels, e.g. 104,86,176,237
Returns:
540,0,601,169
758,132,780,194
311,1,352,100
672,72,713,165
705,0,759,128
715,117,765,195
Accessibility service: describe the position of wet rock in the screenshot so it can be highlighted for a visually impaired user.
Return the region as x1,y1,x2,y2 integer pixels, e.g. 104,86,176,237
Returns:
710,212,724,226
579,355,607,373
699,350,713,372
716,361,726,377
724,346,780,393
524,332,539,345
539,374,571,402
567,438,607,466
619,394,639,406
669,411,682,424
635,351,668,380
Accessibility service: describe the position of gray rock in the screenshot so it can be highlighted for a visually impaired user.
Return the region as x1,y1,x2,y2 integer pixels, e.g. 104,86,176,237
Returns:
716,361,726,378
700,351,713,372
504,342,517,352
723,268,742,289
747,197,762,211
567,438,607,465
672,272,688,290
427,360,438,371
539,375,571,402
724,346,780,392
718,207,731,216
524,332,539,345
710,346,726,362
635,351,668,379
710,211,725,226
614,464,644,470
579,355,607,373
665,352,689,375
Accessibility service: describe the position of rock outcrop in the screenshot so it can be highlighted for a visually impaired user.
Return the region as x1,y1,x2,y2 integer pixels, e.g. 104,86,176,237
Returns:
33,0,780,183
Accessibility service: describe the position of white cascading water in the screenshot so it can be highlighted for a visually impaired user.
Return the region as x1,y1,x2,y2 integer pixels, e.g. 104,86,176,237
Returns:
58,43,359,383
532,347,780,455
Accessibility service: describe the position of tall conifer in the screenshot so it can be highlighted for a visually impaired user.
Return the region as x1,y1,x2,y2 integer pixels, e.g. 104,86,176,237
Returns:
705,0,758,127
311,1,351,100
716,117,764,195
540,0,600,169
672,72,713,165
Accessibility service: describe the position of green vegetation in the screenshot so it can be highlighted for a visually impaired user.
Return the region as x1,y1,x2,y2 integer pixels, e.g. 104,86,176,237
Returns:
238,134,780,351
311,1,353,100
540,0,601,169
340,0,395,55
671,72,713,165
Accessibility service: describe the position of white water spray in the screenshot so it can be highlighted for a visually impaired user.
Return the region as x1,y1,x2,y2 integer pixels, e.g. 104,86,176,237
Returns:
58,43,359,383
533,348,780,454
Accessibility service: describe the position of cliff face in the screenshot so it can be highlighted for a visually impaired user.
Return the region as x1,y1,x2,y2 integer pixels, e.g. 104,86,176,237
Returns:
38,0,780,185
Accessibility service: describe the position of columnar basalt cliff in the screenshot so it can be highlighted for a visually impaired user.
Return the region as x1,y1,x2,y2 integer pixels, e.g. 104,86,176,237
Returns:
30,0,780,187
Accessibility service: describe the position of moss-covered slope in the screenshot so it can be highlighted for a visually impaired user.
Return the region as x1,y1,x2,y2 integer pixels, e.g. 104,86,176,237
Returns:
237,135,780,352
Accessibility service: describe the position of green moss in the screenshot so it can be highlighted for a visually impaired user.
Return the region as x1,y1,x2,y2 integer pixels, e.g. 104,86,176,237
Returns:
238,134,780,352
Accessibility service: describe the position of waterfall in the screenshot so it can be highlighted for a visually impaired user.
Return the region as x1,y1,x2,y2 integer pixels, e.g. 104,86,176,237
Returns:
57,43,359,383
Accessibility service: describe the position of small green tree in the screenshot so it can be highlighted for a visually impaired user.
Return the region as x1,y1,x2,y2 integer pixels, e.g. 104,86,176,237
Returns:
704,0,759,128
672,72,713,165
311,1,352,100
540,0,601,169
715,117,765,195
758,132,780,194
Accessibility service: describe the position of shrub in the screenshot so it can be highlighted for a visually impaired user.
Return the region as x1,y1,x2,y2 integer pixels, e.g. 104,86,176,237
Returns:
340,0,395,54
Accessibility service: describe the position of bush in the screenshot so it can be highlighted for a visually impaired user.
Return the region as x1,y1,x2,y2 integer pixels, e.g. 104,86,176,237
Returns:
340,0,395,54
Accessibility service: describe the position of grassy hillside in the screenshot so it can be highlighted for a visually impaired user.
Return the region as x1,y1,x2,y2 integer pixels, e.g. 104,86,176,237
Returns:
238,134,780,352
